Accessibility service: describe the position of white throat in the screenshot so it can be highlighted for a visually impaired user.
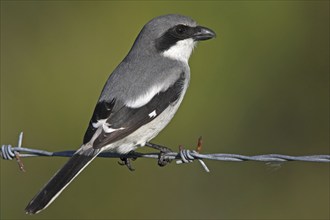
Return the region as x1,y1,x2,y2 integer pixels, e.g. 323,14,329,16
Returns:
162,38,196,63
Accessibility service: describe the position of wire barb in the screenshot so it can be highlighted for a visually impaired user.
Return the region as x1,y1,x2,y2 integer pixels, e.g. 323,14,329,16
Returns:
1,132,329,173
175,141,210,172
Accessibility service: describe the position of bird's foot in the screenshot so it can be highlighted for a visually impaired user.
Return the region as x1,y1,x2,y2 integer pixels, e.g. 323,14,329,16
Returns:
158,151,172,167
118,154,137,171
145,142,173,167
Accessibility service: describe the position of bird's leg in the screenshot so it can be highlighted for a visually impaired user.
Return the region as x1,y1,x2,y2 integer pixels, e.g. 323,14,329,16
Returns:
145,142,173,167
145,142,172,152
118,152,137,171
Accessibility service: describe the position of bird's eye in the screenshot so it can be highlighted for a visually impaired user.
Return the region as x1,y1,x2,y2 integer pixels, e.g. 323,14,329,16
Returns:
175,25,187,35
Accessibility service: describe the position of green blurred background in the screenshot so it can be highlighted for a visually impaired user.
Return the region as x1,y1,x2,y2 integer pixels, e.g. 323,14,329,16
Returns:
1,1,329,219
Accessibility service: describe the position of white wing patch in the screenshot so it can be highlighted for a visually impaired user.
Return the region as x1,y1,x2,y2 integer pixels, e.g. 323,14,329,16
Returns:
148,110,157,118
92,119,124,133
126,85,163,108
162,38,196,64
92,119,107,128
102,124,124,133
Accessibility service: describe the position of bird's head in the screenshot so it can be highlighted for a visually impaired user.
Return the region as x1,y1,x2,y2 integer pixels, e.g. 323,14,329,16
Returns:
131,14,216,63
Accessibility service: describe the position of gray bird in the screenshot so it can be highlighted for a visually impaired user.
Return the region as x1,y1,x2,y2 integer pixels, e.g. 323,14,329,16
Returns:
25,14,216,214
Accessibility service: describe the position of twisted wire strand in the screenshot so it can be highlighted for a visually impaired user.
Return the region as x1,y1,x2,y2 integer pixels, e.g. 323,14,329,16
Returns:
1,132,329,173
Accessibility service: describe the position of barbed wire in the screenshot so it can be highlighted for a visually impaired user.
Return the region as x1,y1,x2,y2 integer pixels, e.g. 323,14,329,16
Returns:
1,132,329,173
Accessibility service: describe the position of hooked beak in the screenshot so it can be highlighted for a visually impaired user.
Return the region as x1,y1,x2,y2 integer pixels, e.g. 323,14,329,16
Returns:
192,26,216,41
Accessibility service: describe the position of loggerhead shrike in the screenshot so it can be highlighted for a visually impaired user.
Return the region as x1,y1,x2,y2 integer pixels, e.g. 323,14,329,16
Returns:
25,14,216,214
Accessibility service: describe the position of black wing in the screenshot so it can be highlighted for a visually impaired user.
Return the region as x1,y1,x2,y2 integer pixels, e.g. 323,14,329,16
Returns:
83,99,115,144
83,72,186,149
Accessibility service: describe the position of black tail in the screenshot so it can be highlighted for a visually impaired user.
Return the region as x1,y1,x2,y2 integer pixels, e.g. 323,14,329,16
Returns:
25,152,97,214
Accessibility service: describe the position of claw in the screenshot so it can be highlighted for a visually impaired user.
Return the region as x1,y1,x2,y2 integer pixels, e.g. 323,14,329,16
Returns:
157,151,172,167
118,157,135,171
145,142,173,167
